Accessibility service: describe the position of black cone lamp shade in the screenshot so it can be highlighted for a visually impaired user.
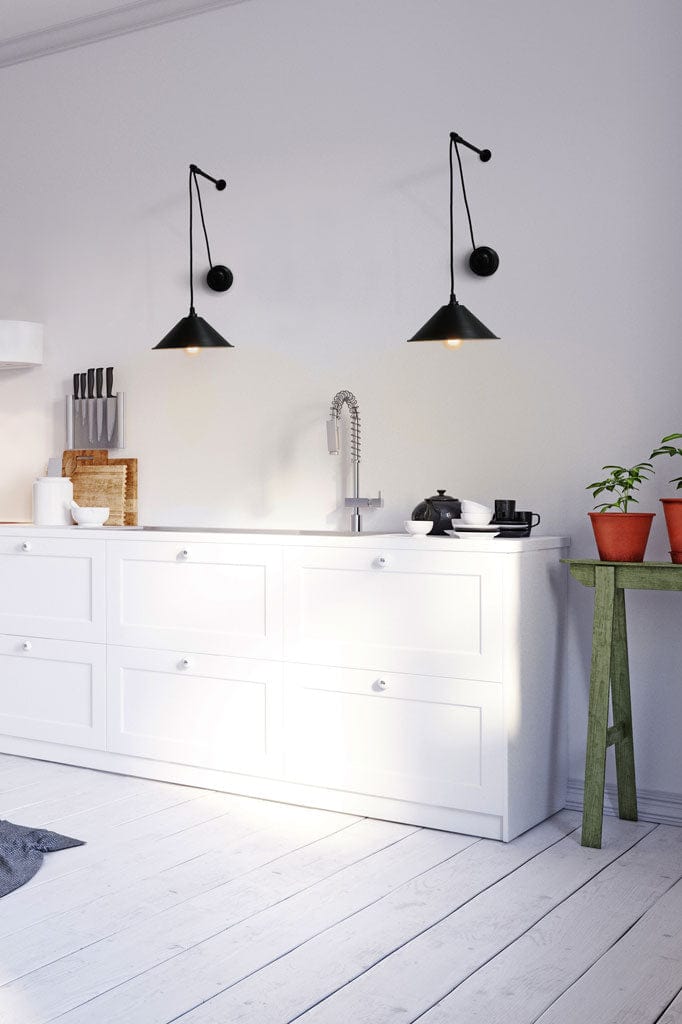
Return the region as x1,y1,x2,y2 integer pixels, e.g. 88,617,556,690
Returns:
409,295,498,347
408,131,498,348
155,309,232,350
154,164,233,352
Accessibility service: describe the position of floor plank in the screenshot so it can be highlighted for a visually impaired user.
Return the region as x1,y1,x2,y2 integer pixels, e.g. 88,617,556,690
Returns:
417,823,682,1024
535,875,682,1024
0,769,157,823
282,817,653,1024
0,755,679,1024
9,825,471,1023
168,811,581,1024
659,988,682,1023
0,808,362,984
0,791,355,938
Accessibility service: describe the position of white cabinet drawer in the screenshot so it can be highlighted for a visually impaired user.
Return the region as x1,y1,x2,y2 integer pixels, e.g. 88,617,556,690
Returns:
284,664,505,814
0,634,106,748
0,536,105,643
107,646,283,777
283,546,504,679
107,541,283,658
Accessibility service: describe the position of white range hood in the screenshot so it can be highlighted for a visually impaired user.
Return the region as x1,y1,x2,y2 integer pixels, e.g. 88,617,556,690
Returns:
0,321,44,367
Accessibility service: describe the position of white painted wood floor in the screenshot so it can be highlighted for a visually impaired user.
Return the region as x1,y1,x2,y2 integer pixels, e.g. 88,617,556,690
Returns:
1,754,682,1024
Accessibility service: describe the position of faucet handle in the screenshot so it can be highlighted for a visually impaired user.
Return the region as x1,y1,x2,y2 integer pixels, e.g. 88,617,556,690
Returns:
326,418,340,455
346,491,383,509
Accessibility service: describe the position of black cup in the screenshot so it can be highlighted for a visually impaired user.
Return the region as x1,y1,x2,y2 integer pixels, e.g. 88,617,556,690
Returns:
494,499,516,522
499,510,541,538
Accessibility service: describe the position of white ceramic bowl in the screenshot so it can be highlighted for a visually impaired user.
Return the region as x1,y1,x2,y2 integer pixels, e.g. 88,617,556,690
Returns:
71,504,109,527
404,520,433,536
460,511,492,526
461,500,493,514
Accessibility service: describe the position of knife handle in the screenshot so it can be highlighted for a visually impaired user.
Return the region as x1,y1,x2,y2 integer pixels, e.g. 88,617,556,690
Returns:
106,367,114,398
96,368,103,398
73,373,80,399
80,372,87,398
87,368,95,399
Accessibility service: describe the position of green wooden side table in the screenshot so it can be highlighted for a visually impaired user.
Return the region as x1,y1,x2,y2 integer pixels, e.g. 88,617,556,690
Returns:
565,559,682,847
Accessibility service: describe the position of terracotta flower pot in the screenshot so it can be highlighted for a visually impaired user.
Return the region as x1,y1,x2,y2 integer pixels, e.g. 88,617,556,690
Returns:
660,499,682,560
588,511,655,563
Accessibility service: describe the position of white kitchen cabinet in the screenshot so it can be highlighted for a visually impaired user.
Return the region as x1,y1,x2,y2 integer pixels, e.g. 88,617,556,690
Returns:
284,664,505,814
0,633,105,748
283,546,503,679
0,527,569,841
107,540,282,658
107,645,282,777
0,535,105,642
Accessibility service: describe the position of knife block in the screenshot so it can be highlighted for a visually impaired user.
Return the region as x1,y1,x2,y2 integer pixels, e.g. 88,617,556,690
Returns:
65,393,125,450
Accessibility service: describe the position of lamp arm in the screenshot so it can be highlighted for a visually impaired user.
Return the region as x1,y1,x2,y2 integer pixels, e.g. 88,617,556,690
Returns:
190,164,227,190
449,132,491,163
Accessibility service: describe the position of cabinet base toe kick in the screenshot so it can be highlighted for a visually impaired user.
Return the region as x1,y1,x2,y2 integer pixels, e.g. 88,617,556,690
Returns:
0,735,508,841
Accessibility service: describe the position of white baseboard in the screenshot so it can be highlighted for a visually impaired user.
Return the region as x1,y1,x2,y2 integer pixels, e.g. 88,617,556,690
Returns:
566,778,682,827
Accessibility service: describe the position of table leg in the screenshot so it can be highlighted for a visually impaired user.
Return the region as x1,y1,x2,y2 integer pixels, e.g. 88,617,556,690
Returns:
610,587,638,821
581,565,615,848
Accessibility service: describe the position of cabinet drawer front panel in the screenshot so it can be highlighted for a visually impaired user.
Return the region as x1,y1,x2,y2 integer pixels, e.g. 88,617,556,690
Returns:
107,542,282,658
107,647,282,776
284,548,503,678
284,665,505,813
0,537,105,643
0,635,105,748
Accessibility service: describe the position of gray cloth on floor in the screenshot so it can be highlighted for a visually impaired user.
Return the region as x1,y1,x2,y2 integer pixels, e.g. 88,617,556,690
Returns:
0,819,85,897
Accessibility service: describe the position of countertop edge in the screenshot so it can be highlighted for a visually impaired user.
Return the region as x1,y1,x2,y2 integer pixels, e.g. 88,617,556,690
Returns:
0,524,571,552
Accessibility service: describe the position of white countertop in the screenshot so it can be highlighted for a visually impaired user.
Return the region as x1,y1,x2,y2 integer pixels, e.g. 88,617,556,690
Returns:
0,523,570,553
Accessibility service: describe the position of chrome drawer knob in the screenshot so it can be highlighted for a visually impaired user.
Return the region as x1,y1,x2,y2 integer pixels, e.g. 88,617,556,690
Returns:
377,679,387,691
22,640,32,652
21,541,32,552
179,549,190,560
179,657,191,669
376,555,388,568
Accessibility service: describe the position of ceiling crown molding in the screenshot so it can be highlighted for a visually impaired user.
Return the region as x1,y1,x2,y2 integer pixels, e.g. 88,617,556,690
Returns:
0,0,248,69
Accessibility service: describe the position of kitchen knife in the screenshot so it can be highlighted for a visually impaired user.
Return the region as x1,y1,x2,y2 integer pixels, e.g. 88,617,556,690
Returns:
87,368,95,445
95,368,104,444
72,373,81,432
106,367,116,443
79,373,87,428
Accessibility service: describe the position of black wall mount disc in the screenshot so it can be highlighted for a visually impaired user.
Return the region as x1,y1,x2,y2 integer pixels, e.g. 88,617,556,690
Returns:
206,265,234,292
469,245,499,277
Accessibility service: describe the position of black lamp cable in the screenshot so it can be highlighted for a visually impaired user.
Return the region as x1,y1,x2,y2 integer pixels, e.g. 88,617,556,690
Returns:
449,135,455,300
189,164,233,294
188,166,195,314
452,136,477,252
449,132,498,280
192,169,215,270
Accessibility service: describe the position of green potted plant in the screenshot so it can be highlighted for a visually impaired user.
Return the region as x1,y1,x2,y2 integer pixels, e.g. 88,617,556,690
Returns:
586,461,655,562
650,433,682,562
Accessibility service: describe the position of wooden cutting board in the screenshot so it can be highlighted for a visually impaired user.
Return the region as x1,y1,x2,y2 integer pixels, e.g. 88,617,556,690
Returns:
108,458,138,526
62,449,108,479
63,450,139,526
72,465,127,526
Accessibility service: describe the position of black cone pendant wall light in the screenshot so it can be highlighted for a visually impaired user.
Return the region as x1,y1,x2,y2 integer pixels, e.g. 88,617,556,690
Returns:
154,164,234,352
408,131,499,348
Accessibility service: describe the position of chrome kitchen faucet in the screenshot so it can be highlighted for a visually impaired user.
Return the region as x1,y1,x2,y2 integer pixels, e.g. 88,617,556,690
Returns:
327,390,382,533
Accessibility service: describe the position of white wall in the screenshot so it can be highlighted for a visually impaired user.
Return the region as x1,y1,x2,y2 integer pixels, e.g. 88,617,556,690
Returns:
1,0,682,801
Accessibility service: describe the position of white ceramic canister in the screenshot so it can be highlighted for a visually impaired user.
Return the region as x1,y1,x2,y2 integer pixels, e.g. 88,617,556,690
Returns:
32,476,74,526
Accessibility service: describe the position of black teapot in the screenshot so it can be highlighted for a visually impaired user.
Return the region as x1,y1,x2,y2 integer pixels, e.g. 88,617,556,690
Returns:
412,490,462,535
